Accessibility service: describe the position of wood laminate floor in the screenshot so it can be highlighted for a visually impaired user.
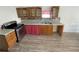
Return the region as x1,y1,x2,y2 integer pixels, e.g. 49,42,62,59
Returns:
8,32,79,52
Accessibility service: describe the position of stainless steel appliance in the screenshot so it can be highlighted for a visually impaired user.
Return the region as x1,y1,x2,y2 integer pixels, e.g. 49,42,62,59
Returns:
1,21,25,42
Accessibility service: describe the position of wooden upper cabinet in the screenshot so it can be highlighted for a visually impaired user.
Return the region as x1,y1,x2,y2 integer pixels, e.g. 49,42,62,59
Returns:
36,8,41,18
22,8,30,19
29,7,42,19
22,8,28,16
16,7,42,20
51,6,59,19
30,7,36,19
16,8,23,18
16,8,30,19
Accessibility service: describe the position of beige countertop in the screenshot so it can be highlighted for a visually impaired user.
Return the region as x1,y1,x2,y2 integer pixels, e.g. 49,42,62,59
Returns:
22,23,63,25
0,29,15,35
21,20,63,26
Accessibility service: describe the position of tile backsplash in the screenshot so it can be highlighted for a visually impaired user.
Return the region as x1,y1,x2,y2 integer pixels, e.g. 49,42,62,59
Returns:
22,18,60,24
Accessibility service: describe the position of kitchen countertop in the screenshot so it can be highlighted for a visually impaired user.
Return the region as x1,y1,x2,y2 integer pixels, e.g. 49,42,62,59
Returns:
21,19,63,25
0,29,15,35
22,22,63,25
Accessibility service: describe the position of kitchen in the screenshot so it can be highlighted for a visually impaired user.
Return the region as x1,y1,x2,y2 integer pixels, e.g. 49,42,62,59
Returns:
16,6,63,36
0,6,79,52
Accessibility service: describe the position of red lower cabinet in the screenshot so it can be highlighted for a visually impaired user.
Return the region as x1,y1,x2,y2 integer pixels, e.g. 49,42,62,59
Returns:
31,25,40,35
24,25,53,35
24,25,40,35
25,25,32,34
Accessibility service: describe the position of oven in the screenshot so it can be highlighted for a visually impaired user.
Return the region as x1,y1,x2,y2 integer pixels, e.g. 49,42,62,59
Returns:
1,21,25,42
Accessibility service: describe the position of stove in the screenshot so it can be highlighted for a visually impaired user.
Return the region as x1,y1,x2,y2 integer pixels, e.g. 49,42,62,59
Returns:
1,21,25,42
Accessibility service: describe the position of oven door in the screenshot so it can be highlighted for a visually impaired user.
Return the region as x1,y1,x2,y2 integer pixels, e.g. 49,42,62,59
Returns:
16,25,25,42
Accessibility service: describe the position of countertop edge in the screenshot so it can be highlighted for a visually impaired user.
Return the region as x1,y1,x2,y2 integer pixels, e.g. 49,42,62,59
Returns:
0,29,15,36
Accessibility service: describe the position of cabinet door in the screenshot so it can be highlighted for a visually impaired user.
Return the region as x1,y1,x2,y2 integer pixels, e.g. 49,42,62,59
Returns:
29,7,36,19
51,6,59,19
39,25,53,35
31,8,36,17
47,25,53,35
0,36,8,51
16,8,23,18
7,37,16,48
25,25,32,34
6,31,16,48
22,8,27,16
31,25,39,35
21,8,30,19
29,7,41,19
16,7,42,19
39,25,47,35
57,25,64,36
36,8,42,19
24,25,40,35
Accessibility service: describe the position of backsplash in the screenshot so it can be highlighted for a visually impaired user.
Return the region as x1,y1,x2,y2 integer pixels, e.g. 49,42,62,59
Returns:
21,18,60,24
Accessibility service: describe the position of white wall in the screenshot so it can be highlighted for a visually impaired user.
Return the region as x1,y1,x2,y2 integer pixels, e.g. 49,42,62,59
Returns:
59,6,79,32
0,6,21,26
